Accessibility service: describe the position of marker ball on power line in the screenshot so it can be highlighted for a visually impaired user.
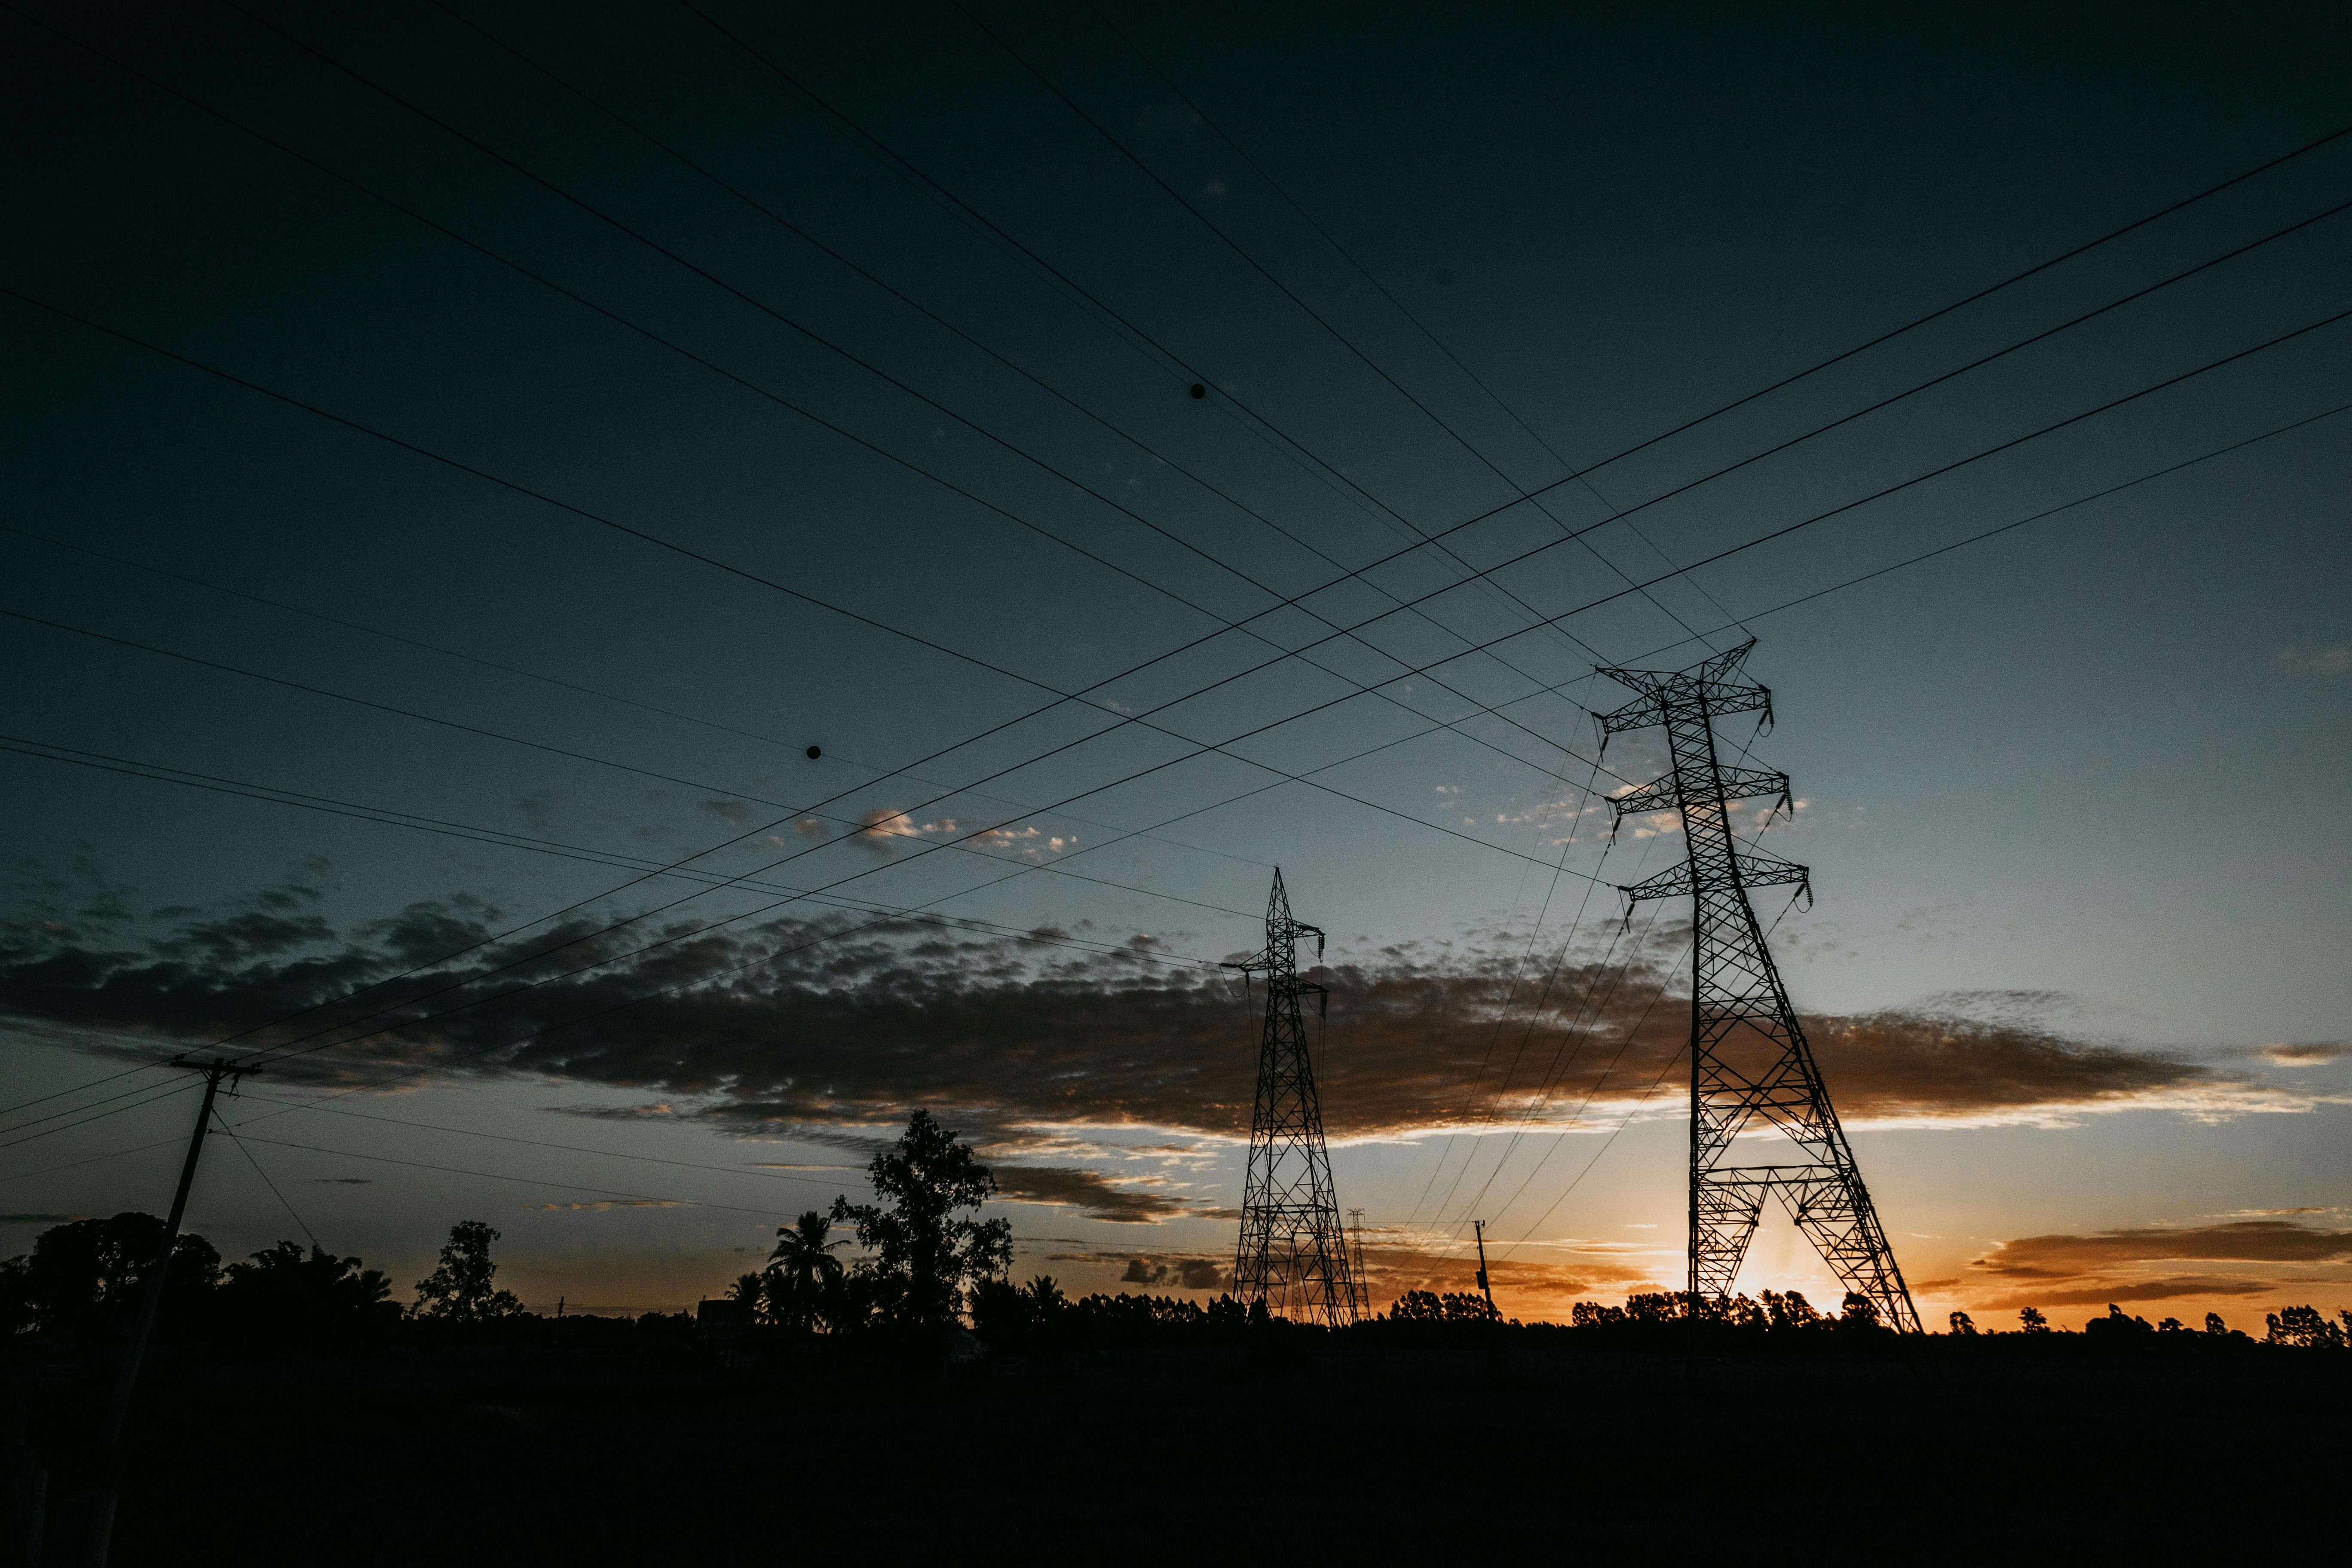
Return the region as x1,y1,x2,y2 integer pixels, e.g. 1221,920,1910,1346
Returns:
806,746,821,760
1188,383,1206,399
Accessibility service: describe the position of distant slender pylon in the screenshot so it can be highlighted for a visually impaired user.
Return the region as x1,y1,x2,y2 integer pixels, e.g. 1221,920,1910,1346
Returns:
1226,870,1358,1325
1347,1207,1372,1317
1596,642,1921,1332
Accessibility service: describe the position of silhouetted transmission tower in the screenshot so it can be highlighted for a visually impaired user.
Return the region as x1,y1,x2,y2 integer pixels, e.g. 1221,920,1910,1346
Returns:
1225,870,1359,1325
1596,643,1921,1332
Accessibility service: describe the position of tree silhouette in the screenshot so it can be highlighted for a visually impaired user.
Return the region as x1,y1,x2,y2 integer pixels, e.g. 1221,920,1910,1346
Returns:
2204,1311,2229,1335
1838,1292,1885,1331
411,1221,524,1322
1390,1289,1500,1324
2264,1305,2346,1348
0,1213,217,1341
1020,1274,1068,1322
830,1110,1012,1328
2018,1306,2050,1333
2084,1303,2155,1343
219,1242,396,1341
763,1210,849,1331
1948,1310,1978,1335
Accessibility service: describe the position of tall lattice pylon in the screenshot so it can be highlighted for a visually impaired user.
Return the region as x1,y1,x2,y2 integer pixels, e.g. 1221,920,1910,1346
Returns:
1596,642,1921,1332
1225,869,1358,1325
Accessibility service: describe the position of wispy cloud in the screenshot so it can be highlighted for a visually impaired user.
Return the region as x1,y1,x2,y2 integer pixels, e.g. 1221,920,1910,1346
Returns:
2273,639,2352,676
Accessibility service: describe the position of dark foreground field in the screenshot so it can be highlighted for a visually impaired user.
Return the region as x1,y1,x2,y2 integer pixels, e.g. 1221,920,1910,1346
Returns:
15,1333,2342,1563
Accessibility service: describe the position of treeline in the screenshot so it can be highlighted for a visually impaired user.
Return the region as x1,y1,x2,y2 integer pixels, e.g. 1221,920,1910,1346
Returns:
1560,1289,2352,1350
10,1109,2346,1359
0,1212,398,1350
0,1208,662,1353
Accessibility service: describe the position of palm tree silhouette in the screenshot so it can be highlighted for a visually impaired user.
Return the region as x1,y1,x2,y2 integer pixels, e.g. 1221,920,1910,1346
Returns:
765,1210,849,1331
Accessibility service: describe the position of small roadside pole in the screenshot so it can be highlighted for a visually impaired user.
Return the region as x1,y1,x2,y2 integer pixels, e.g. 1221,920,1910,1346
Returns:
58,1056,251,1568
1472,1220,1498,1317
1473,1220,1504,1381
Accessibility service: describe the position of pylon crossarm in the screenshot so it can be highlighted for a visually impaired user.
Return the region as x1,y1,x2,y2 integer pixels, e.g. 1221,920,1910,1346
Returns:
1619,863,1696,904
1606,776,1680,817
1697,681,1772,722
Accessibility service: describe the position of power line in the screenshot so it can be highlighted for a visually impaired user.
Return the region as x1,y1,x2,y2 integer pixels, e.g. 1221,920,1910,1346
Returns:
1084,0,1752,639
1415,901,1671,1249
0,1075,202,1151
14,6,2333,1152
216,706,1489,1089
706,0,2352,674
946,0,1730,654
12,287,2339,1093
0,1134,189,1188
189,0,1634,794
1441,805,1811,1264
0,516,1259,874
214,1107,322,1252
225,1133,830,1222
228,1094,873,1197
36,0,2343,790
29,384,2328,1222
23,0,2333,846
1487,876,1811,1268
1396,817,1653,1238
1614,398,2352,668
1277,300,2352,682
0,1060,168,1125
0,284,1643,961
12,280,2338,1123
417,0,1634,741
0,593,1626,1078
0,730,1260,934
3,663,1481,1148
685,0,1701,667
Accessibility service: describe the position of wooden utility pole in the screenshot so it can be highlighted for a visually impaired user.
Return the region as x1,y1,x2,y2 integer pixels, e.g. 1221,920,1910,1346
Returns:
1472,1220,1498,1316
60,1057,250,1567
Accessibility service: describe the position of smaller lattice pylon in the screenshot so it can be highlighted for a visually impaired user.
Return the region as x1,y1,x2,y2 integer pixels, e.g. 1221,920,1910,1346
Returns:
1225,870,1358,1325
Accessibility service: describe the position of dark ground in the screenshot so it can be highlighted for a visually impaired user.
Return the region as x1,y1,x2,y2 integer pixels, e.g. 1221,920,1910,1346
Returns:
14,1334,2340,1563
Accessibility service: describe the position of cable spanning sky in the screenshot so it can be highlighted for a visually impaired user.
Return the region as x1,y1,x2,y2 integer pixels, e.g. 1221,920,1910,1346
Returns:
4,0,2347,1325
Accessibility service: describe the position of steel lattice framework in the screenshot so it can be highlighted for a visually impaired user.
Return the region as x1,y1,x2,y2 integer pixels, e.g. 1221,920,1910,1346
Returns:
1596,642,1921,1332
1226,870,1359,1325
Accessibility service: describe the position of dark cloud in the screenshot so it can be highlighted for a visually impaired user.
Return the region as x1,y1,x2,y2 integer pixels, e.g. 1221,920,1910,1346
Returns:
2255,1042,2348,1065
1960,1219,2352,1310
989,1166,1205,1225
306,1178,373,1186
1802,1011,2211,1121
0,875,2291,1228
1114,1254,1228,1289
1974,1220,2352,1277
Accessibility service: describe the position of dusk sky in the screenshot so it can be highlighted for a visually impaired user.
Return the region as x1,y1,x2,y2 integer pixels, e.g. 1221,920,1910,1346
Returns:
5,0,2348,1327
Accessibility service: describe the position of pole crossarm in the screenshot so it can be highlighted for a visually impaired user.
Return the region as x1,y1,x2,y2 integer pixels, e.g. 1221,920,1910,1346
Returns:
1231,869,1359,1326
1592,642,1920,1333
